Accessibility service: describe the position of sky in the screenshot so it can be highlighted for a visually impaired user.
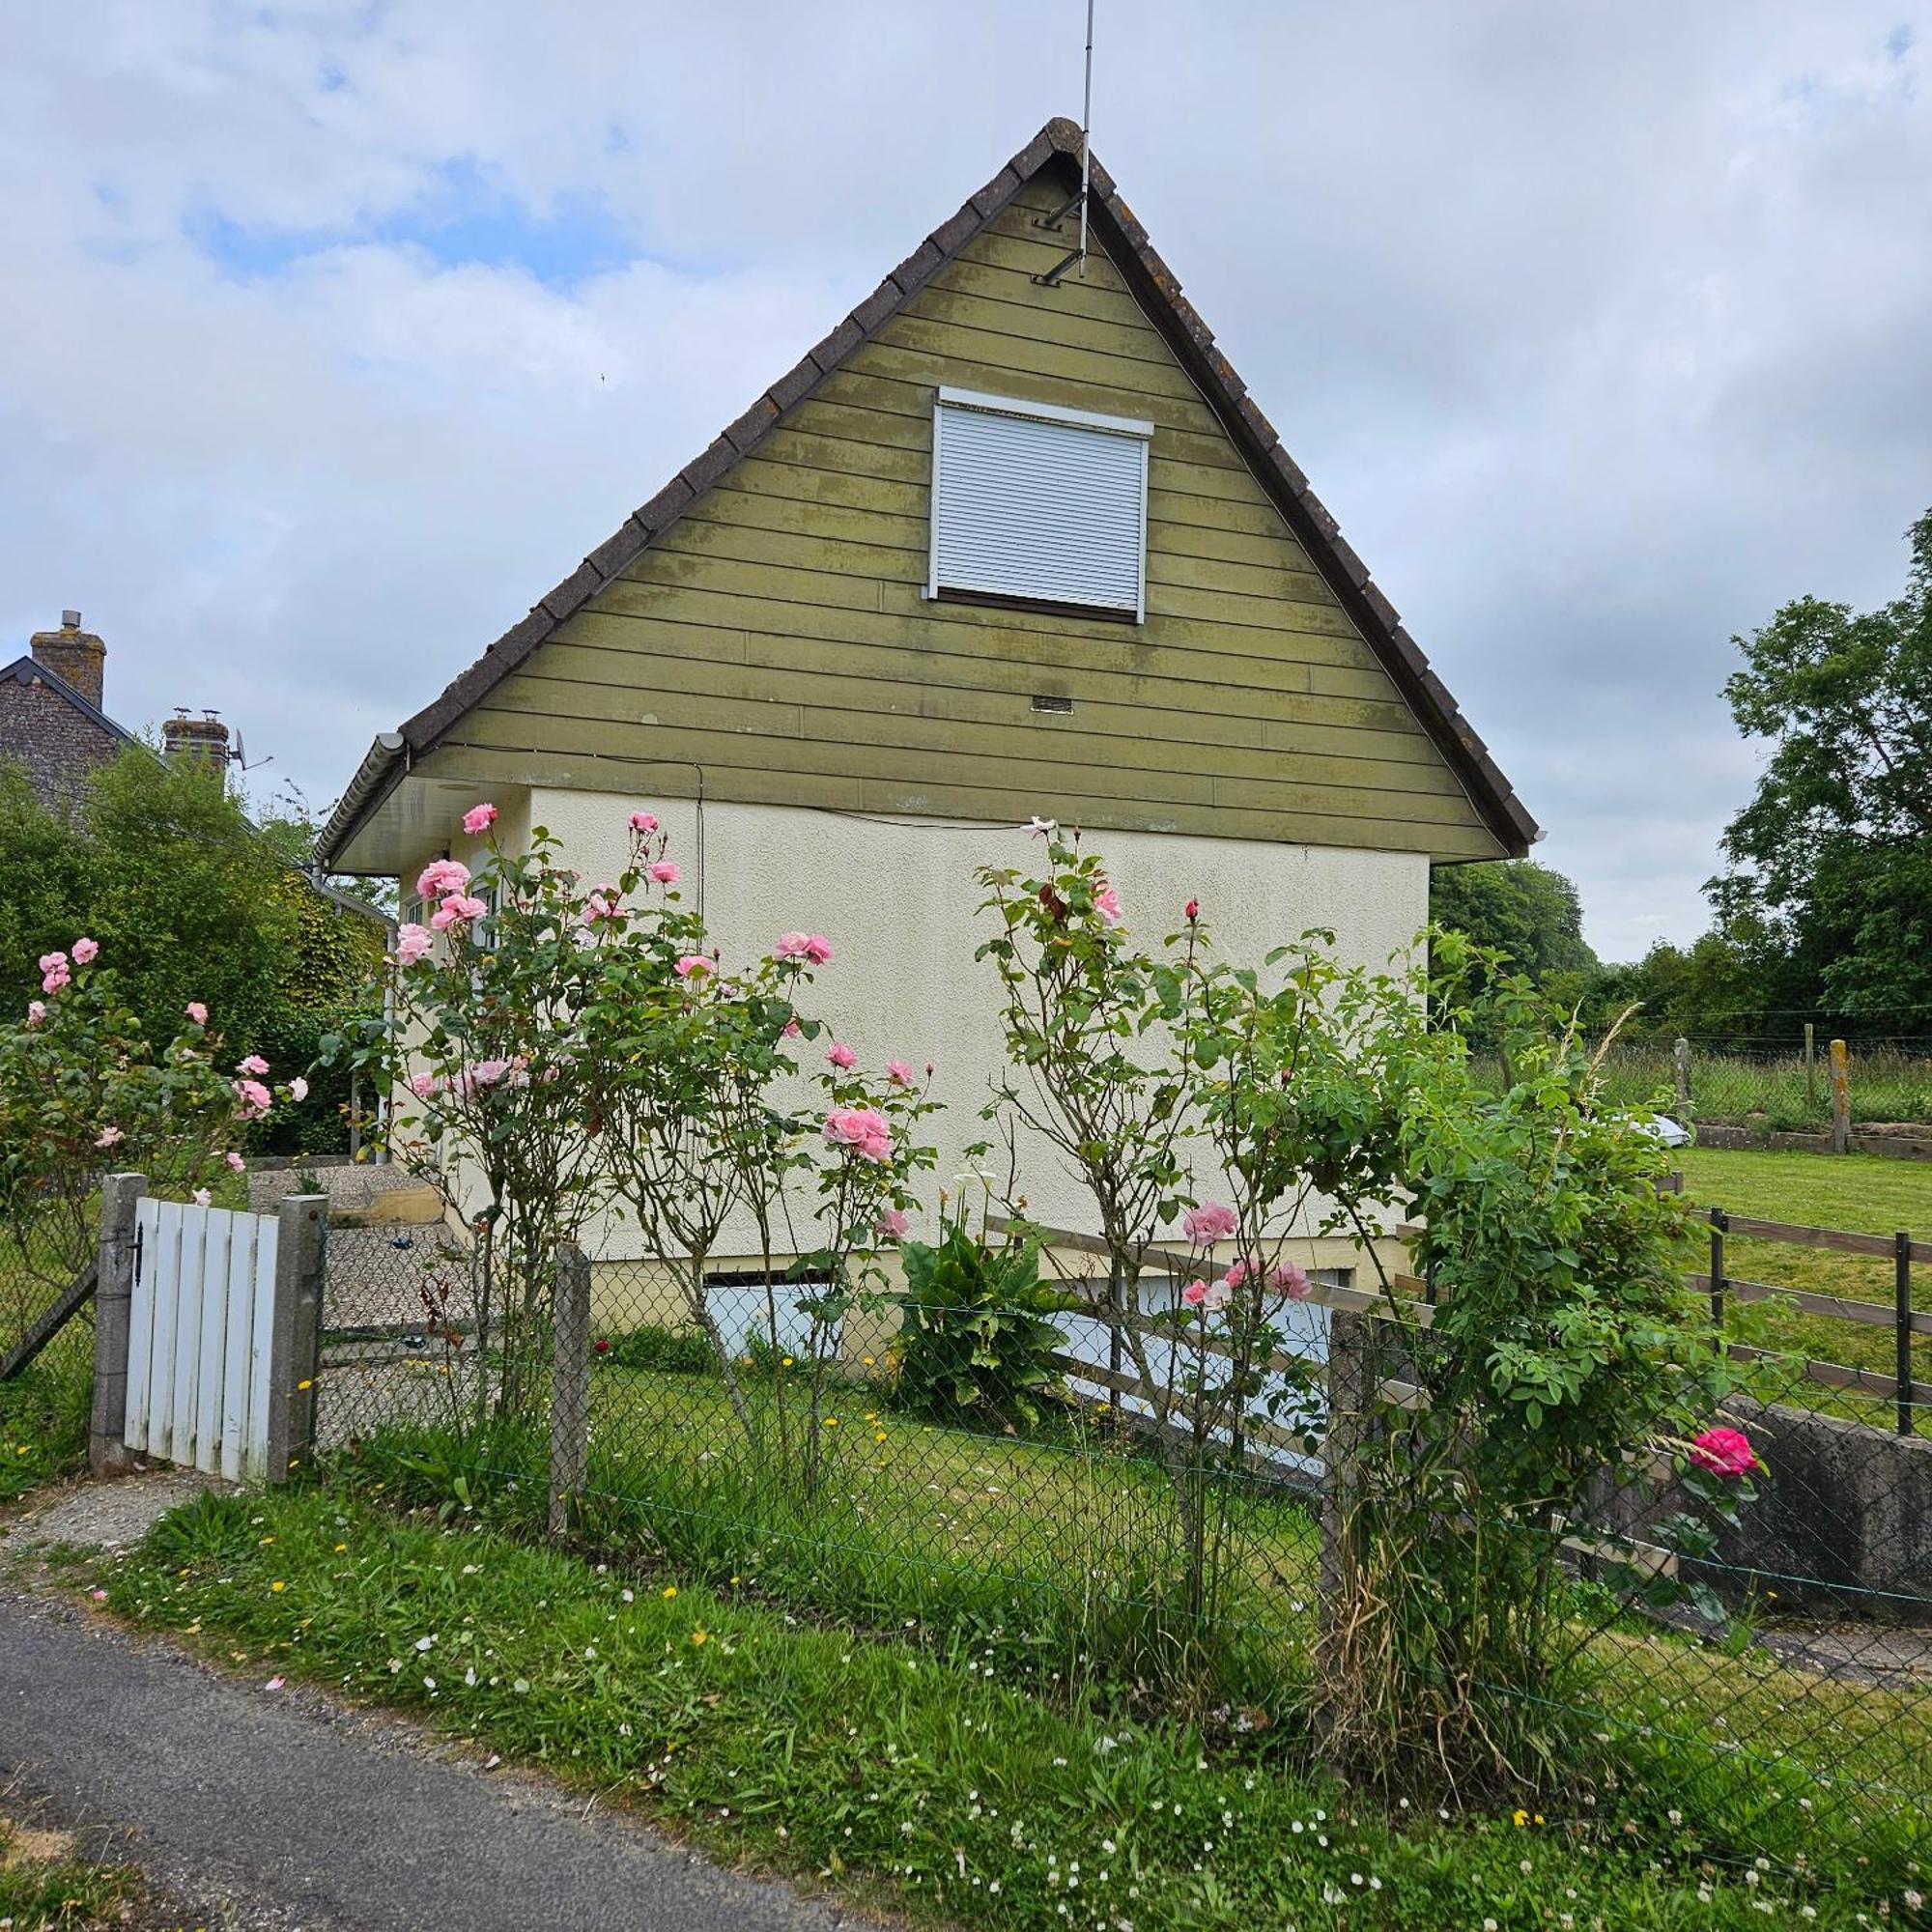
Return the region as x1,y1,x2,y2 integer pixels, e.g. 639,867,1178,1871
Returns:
4,2,1929,961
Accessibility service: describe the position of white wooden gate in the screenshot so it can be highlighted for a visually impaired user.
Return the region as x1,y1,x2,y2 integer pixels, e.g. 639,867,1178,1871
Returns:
126,1199,281,1481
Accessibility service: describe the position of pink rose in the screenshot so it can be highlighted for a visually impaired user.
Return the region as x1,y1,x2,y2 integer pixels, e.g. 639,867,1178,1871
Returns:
1094,881,1122,925
71,936,99,965
288,1076,308,1102
822,1106,892,1163
1183,1203,1237,1246
462,802,497,836
233,1078,271,1115
1027,816,1056,838
39,952,70,995
415,858,470,901
185,1001,209,1026
876,1207,910,1241
886,1059,914,1086
226,1151,246,1173
1203,1279,1233,1315
394,924,434,967
775,931,810,960
649,861,680,886
39,952,67,976
675,954,714,980
781,1016,802,1038
802,934,833,965
629,810,659,835
827,1041,857,1071
1222,1259,1249,1291
96,1125,124,1149
1269,1261,1313,1301
409,1072,438,1099
237,1054,270,1076
1181,1279,1208,1308
471,1059,512,1087
1690,1427,1758,1479
192,1188,213,1208
25,1000,45,1026
582,890,620,924
432,894,489,931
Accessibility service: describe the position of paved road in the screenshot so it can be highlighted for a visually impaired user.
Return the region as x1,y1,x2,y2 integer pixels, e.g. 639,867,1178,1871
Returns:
0,1581,858,1932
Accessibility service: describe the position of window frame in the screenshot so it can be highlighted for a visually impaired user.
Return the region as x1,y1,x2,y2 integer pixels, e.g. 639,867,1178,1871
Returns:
925,386,1153,624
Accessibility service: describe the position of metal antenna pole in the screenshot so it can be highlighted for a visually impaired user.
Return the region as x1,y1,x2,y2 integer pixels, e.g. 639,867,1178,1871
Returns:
1077,0,1094,276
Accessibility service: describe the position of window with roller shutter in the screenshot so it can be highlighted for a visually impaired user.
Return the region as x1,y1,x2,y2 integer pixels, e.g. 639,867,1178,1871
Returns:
925,387,1151,621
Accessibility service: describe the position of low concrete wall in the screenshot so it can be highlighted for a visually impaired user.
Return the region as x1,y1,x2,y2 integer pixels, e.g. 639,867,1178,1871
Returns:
1598,1398,1932,1622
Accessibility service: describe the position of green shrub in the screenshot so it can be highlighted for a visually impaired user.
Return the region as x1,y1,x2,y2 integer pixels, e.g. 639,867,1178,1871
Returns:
598,1323,715,1376
893,1224,1068,1432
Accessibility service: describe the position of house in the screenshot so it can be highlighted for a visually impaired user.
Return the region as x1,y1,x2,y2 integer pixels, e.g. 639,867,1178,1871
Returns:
316,118,1535,1261
0,610,271,810
0,613,141,814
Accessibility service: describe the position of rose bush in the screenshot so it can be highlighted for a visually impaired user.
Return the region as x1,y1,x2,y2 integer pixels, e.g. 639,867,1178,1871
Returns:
1,942,297,1346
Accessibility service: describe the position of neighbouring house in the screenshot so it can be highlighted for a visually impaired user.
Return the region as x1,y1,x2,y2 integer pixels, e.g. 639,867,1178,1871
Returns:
0,609,269,810
316,118,1535,1284
0,612,140,814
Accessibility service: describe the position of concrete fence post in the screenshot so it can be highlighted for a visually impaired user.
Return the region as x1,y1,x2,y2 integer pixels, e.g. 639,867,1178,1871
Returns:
88,1173,147,1477
1830,1038,1852,1154
1318,1308,1371,1670
1672,1037,1691,1116
549,1241,592,1542
265,1194,327,1482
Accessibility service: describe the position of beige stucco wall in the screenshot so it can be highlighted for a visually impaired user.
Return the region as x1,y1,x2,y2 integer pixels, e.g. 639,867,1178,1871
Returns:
462,786,1429,1263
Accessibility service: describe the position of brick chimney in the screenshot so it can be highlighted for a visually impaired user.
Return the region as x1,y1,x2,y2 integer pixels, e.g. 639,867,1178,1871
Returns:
30,610,106,710
163,708,232,778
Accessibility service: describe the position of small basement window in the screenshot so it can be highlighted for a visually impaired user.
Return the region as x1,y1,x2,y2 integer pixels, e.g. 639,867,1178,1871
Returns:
927,387,1151,621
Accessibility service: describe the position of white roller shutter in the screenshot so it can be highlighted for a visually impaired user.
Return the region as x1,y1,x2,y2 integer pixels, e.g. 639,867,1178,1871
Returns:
928,388,1151,619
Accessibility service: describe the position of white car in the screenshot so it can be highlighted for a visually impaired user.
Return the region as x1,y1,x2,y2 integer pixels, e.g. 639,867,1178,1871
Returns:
1636,1113,1692,1148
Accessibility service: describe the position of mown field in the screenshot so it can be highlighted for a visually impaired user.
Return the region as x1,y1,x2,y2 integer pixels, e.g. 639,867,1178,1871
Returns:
1675,1148,1932,1423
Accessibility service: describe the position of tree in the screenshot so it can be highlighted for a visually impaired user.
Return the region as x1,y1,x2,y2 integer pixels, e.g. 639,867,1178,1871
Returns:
1708,506,1932,1019
1429,860,1599,987
0,746,384,1152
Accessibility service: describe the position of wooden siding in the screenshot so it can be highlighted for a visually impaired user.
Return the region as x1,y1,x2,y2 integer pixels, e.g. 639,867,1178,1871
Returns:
428,184,1506,861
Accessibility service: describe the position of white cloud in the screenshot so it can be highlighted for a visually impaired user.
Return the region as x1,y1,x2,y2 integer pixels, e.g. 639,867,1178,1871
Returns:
3,1,1929,958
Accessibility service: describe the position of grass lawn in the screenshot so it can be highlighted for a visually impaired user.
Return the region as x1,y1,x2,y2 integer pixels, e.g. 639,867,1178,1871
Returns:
75,1484,1927,1930
1674,1150,1932,1422
352,1359,1325,1710
0,1329,92,1505
0,1809,139,1930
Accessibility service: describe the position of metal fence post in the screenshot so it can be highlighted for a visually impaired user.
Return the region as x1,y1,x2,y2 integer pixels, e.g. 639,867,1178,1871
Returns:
1830,1038,1851,1153
88,1173,147,1477
1709,1208,1728,1334
549,1241,592,1542
1897,1232,1915,1438
265,1194,327,1482
1804,1022,1817,1106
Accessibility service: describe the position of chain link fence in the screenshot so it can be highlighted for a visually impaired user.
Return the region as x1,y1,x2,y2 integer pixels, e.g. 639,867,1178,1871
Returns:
1546,1037,1932,1138
310,1227,1932,1883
